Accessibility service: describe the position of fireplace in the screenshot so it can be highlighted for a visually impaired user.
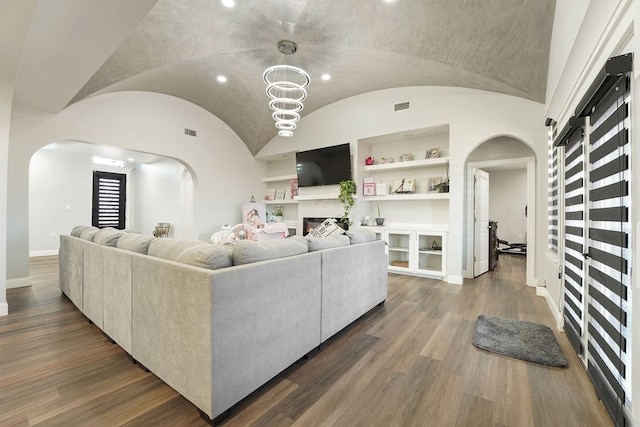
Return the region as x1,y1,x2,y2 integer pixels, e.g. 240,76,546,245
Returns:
302,217,349,236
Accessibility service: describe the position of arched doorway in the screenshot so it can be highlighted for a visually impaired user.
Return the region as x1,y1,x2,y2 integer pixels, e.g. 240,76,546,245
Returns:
464,136,536,285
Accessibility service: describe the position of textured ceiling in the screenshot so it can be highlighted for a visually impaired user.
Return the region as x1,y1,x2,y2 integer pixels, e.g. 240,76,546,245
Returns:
67,0,555,155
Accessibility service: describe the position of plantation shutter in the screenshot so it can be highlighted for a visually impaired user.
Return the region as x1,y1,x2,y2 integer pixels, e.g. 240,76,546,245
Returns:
555,117,586,355
576,53,632,427
92,171,126,229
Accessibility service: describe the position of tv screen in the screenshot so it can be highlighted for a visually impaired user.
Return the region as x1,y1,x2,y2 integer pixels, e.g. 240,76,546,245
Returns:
295,143,352,187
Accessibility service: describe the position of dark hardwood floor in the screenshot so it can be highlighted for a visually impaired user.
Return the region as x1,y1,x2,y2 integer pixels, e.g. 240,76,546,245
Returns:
0,255,611,426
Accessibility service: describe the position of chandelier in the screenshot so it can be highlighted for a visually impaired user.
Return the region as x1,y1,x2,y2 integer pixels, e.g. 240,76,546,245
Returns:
263,40,310,137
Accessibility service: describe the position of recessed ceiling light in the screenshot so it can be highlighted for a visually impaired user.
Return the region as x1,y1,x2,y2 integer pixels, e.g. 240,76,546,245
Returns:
321,74,331,81
221,0,235,7
128,157,134,162
217,75,227,83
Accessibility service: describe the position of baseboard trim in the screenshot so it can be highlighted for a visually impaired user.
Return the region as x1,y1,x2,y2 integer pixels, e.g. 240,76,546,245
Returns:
7,277,31,289
29,249,59,257
537,286,563,331
0,302,7,316
447,275,464,285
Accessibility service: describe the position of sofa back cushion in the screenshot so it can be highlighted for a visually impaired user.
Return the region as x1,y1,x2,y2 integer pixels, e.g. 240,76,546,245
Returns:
93,227,127,247
71,225,94,237
346,229,377,244
80,227,100,241
117,233,156,254
232,235,308,265
176,243,233,270
306,234,350,252
148,238,202,260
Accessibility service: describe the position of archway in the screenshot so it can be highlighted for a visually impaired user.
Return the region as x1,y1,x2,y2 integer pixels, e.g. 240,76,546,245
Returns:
28,141,195,258
463,136,537,286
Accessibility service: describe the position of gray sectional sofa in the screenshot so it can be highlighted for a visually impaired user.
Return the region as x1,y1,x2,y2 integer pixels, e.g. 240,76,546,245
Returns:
58,226,387,421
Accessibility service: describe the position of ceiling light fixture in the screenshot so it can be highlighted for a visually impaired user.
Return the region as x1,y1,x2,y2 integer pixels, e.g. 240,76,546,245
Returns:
221,0,235,8
321,74,331,81
217,75,227,83
263,40,310,137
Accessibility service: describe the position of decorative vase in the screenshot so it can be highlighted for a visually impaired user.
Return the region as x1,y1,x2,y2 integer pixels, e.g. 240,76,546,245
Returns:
375,218,385,226
441,184,449,193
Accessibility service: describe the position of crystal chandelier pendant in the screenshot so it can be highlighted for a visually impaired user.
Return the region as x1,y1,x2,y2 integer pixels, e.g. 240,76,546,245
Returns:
263,41,310,137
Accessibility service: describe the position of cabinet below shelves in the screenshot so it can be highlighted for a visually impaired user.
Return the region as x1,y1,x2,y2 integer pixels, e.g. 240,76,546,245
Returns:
365,226,447,279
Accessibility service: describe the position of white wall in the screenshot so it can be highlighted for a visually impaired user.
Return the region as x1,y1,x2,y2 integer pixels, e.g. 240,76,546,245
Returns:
488,169,528,244
8,91,267,285
133,159,187,237
1,0,37,312
28,148,93,255
257,86,547,285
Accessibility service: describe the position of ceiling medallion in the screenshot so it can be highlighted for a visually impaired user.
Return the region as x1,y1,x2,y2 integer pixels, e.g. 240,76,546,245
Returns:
263,40,310,137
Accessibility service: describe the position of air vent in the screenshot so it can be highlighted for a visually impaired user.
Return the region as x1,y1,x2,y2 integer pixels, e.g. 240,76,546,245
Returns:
393,101,411,112
184,128,197,137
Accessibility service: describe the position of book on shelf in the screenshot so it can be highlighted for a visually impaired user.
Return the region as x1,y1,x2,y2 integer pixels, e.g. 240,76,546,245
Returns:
289,178,299,199
362,177,376,196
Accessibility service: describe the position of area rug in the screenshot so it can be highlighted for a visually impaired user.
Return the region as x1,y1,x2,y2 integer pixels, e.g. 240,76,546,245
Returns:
472,314,568,367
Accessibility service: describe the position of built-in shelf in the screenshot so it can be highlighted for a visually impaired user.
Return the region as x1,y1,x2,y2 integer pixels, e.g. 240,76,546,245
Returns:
294,194,341,201
363,157,448,172
264,199,298,205
362,193,449,201
262,174,297,183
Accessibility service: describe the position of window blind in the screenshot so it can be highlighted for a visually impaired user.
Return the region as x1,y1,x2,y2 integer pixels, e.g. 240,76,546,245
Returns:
92,171,126,229
561,124,586,355
584,74,631,427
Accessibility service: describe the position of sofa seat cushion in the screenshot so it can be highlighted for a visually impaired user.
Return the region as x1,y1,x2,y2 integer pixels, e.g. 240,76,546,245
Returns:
93,227,127,247
306,235,350,252
148,238,202,260
117,233,156,254
71,225,94,237
80,227,100,241
232,235,308,265
346,229,377,244
176,243,233,270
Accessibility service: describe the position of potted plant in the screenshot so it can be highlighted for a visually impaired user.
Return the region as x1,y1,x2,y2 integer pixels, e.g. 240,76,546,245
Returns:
272,205,284,222
338,179,356,227
375,204,385,226
434,178,450,193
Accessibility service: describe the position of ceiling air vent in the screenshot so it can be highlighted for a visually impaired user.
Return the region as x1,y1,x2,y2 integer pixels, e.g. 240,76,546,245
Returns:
393,100,411,112
184,128,197,137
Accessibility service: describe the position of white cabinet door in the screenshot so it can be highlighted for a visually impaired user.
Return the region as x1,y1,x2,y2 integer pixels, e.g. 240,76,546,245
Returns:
386,230,412,273
415,232,446,277
473,168,489,276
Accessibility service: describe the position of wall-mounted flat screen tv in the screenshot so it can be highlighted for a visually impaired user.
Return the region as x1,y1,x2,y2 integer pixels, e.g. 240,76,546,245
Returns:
295,143,352,187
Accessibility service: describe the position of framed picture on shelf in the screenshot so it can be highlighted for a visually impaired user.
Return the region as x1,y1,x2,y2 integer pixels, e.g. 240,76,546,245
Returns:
265,188,276,200
427,177,442,193
275,188,286,200
425,147,440,159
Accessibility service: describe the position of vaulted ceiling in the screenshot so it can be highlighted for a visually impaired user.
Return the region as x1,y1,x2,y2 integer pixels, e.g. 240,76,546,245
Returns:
12,0,556,156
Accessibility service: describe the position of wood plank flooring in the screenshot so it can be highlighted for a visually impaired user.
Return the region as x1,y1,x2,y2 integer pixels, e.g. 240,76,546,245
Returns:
0,255,611,426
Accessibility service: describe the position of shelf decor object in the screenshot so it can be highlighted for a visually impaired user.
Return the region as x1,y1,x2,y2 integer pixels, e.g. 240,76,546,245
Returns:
263,40,310,137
